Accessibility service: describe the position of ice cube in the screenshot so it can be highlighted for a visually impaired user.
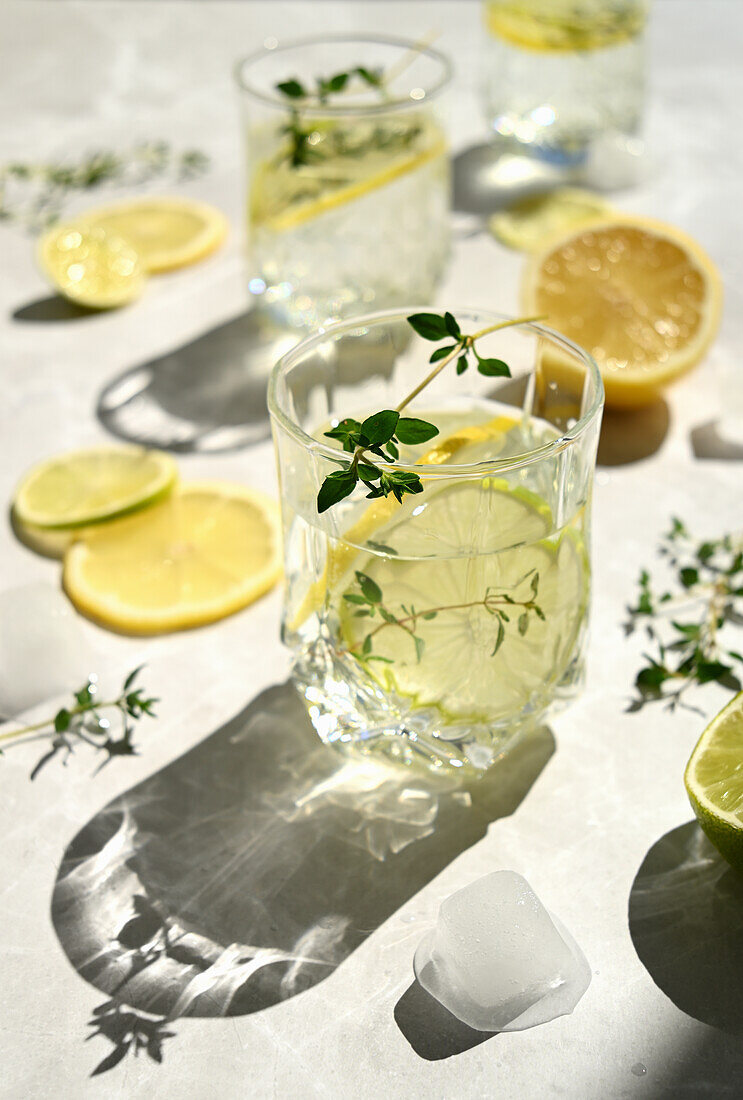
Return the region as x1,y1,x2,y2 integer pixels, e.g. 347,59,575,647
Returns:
413,871,590,1032
0,583,95,717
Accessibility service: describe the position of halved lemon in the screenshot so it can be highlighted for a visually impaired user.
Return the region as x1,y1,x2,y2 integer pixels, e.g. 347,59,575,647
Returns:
287,414,520,630
685,692,743,875
13,446,178,529
339,482,586,723
80,197,228,272
63,481,281,634
38,224,145,309
522,215,723,407
489,188,614,253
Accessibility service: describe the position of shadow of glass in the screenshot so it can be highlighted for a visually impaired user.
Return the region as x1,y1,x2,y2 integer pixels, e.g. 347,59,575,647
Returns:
394,979,496,1060
629,820,743,1033
13,295,99,322
452,142,572,217
96,310,298,452
690,420,743,462
597,399,670,466
52,680,555,1025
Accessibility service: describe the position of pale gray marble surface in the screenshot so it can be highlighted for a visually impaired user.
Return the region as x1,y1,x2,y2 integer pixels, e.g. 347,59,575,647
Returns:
1,2,743,1097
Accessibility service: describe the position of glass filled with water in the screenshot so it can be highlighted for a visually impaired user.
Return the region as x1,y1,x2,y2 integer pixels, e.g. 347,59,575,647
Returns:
269,308,604,773
236,35,452,329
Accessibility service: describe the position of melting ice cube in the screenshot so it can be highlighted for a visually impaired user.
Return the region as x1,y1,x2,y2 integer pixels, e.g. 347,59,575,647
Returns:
413,870,591,1032
0,583,95,717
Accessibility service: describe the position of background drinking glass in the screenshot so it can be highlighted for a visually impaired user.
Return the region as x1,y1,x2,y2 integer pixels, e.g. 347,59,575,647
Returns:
269,308,604,774
480,0,649,165
236,35,452,330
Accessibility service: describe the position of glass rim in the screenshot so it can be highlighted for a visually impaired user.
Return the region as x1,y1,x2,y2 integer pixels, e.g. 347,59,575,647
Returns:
268,307,605,477
234,33,453,117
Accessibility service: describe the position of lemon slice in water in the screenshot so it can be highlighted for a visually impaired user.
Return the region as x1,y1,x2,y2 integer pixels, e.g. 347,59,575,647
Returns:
340,481,586,723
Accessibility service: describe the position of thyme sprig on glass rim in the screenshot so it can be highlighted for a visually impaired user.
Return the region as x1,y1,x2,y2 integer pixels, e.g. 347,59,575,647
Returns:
0,666,157,777
347,568,544,667
626,517,743,712
316,311,543,514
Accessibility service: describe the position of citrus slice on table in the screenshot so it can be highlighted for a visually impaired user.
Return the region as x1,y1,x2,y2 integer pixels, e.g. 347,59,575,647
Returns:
488,188,614,253
38,224,145,309
339,481,586,724
522,215,723,407
685,692,743,875
81,197,228,272
288,413,522,630
13,446,178,529
63,481,281,634
10,515,76,560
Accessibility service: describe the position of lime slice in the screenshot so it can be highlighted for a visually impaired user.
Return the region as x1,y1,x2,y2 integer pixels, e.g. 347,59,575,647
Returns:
685,692,743,874
489,189,613,253
64,482,281,634
13,446,178,529
339,481,586,723
38,224,145,309
81,197,228,273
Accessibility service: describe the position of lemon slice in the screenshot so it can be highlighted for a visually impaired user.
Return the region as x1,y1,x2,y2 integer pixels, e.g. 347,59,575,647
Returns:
484,0,647,52
38,224,145,309
287,415,520,630
251,125,447,234
81,197,228,272
522,215,723,407
685,692,743,874
340,482,586,723
64,482,281,634
489,189,614,253
13,446,178,529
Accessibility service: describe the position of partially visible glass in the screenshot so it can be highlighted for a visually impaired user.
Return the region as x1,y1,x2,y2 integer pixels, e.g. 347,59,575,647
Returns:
480,0,649,165
235,36,452,330
269,308,604,774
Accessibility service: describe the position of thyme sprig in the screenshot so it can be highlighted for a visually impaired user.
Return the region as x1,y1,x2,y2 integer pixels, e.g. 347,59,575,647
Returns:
626,517,743,711
0,142,209,232
317,311,542,513
0,666,157,776
347,569,544,665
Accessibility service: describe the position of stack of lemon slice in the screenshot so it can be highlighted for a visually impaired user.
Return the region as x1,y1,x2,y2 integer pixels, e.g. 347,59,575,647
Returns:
12,446,280,634
38,196,228,309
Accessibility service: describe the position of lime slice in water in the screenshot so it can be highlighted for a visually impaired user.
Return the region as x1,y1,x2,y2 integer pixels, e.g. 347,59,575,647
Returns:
340,481,586,723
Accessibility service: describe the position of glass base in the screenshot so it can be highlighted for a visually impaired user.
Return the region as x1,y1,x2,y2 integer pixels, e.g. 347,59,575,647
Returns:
291,639,585,777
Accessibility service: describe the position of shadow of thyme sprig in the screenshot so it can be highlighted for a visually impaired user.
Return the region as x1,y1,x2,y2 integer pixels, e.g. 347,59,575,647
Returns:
0,666,157,777
626,517,743,712
317,311,542,514
346,568,543,666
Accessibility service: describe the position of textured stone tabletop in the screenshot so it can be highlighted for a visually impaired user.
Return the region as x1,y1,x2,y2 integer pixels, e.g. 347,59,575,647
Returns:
1,2,743,1097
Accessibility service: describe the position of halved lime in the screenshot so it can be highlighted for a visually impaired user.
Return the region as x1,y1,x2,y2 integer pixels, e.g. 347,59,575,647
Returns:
685,692,743,874
13,446,178,529
339,481,586,723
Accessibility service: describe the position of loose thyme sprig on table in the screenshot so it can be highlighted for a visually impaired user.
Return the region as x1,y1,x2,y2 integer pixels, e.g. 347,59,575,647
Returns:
626,517,743,711
0,142,210,232
316,311,542,513
0,666,157,777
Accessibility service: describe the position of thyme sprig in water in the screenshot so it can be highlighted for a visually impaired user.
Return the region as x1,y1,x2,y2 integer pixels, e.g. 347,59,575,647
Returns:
626,518,743,711
317,312,542,513
0,666,157,776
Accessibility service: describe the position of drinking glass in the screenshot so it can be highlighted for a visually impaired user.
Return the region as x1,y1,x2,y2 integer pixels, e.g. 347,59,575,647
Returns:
480,0,649,164
269,308,604,773
236,35,452,330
